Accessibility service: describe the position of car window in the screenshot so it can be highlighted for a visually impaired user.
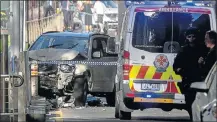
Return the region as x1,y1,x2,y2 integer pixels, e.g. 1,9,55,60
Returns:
29,35,89,54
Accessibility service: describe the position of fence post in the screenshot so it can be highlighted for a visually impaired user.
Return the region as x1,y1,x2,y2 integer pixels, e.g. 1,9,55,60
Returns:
0,30,9,121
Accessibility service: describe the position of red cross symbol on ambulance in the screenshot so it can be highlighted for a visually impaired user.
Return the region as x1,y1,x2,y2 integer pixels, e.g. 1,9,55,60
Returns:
156,55,168,67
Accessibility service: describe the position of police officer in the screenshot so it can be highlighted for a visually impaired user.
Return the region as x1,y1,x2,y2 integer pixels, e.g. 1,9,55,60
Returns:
173,27,208,120
198,30,216,79
173,27,208,86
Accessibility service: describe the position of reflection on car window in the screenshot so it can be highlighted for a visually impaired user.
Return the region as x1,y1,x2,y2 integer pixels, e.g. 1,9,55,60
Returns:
132,12,211,53
30,35,89,54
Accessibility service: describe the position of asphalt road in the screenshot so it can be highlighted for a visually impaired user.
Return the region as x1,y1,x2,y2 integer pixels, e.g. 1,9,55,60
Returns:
47,107,190,122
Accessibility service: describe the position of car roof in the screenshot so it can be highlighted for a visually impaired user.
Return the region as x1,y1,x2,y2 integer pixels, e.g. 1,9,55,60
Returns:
42,32,94,38
42,31,109,38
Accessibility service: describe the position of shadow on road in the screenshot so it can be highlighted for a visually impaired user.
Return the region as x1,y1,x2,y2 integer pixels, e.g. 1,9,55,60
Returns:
60,116,190,122
136,116,190,121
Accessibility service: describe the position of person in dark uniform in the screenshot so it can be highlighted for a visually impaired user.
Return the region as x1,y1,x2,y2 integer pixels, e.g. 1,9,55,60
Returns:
198,30,216,79
173,27,208,120
173,27,208,86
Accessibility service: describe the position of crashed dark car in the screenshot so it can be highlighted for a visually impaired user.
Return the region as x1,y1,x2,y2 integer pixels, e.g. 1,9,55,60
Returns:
28,31,118,109
28,32,90,107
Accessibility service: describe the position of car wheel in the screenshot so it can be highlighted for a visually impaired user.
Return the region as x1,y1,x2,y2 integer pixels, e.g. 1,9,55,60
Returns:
26,114,46,122
73,77,88,107
119,110,131,120
106,88,115,106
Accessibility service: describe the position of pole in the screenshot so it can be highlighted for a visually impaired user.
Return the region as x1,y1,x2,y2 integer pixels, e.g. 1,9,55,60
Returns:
20,1,24,52
117,1,126,42
18,1,26,121
10,1,21,59
9,1,20,121
0,31,9,114
0,1,10,120
23,0,26,51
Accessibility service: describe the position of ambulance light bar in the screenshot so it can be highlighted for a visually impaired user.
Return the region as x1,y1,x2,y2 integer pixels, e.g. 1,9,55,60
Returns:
125,0,215,8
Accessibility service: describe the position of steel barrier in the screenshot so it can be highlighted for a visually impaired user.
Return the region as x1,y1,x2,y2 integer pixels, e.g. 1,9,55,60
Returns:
0,74,25,122
25,9,118,45
26,12,64,45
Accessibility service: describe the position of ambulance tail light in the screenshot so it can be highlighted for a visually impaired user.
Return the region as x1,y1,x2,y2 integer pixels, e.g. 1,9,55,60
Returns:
123,50,130,80
126,93,135,98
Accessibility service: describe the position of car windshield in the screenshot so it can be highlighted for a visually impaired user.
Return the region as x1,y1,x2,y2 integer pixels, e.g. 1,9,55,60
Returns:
102,1,117,8
132,11,211,53
29,35,89,54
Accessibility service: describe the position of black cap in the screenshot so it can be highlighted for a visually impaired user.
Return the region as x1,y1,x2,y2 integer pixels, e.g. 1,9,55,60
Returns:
185,27,199,36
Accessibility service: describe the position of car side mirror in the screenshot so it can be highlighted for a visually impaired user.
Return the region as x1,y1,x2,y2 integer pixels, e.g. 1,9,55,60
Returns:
190,82,208,92
92,51,101,58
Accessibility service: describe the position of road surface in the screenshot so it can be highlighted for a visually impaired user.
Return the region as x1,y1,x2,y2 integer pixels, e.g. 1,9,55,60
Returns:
47,107,190,122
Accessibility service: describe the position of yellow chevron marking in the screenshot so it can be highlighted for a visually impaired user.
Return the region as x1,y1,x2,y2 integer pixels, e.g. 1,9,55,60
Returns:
144,66,155,79
161,67,171,80
171,71,182,81
129,65,141,89
129,79,133,90
174,82,181,94
129,65,141,78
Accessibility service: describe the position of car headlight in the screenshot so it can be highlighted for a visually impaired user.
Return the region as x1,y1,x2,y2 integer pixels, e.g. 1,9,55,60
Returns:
60,64,75,73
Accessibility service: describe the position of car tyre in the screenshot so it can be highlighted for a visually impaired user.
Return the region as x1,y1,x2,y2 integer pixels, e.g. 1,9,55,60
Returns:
26,114,46,122
73,77,88,107
106,88,115,106
119,110,131,120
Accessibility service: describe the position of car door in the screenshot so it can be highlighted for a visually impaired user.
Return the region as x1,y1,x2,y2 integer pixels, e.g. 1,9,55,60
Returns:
201,65,217,121
192,63,217,121
100,36,118,92
89,34,115,92
201,99,217,122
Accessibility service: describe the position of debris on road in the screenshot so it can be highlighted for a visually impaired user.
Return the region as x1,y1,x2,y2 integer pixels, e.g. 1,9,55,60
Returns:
86,95,102,107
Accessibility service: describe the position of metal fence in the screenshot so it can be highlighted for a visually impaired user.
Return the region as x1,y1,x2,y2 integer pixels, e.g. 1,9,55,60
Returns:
0,51,47,122
26,12,64,45
0,74,25,122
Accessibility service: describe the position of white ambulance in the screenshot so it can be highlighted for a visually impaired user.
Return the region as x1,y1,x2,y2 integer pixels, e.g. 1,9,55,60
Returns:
115,0,216,120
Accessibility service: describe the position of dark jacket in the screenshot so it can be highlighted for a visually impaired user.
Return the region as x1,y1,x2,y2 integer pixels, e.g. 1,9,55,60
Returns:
173,44,208,82
200,45,216,79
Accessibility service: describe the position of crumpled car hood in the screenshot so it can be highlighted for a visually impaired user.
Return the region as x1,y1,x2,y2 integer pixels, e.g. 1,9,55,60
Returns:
29,48,86,61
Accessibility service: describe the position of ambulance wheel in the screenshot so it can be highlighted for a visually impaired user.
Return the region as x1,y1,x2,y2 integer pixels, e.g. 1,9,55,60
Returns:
26,114,45,122
119,110,131,120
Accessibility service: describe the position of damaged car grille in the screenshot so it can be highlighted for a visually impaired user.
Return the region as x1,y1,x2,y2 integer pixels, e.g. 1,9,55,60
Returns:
38,64,58,73
38,64,58,89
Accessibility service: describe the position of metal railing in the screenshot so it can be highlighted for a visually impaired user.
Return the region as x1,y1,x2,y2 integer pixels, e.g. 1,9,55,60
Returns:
26,12,64,45
25,9,118,45
0,74,24,122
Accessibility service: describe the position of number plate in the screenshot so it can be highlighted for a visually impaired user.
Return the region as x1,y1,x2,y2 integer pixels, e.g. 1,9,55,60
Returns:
141,83,160,91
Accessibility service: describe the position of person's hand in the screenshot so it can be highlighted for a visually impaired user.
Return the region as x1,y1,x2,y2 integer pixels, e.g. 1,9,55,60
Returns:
198,57,204,64
177,68,181,72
